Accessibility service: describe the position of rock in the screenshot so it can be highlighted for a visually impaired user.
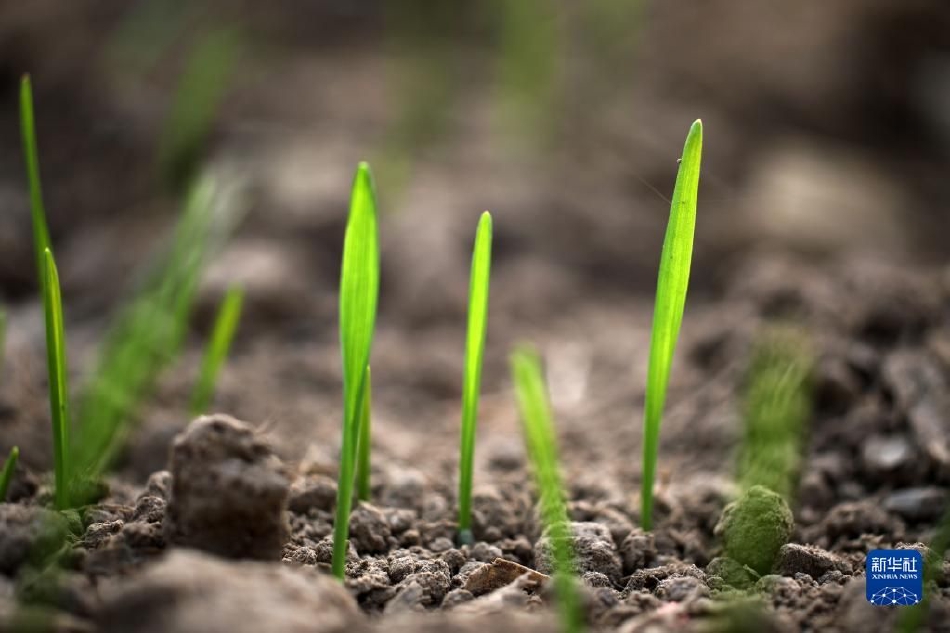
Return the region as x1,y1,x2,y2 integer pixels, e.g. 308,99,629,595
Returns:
655,575,709,602
0,505,70,575
535,522,623,584
706,557,760,589
774,544,849,579
715,486,794,574
861,435,915,479
132,496,166,523
884,487,948,522
96,550,361,633
619,528,657,574
625,563,705,593
755,575,802,603
463,558,549,596
164,415,290,560
144,471,172,500
288,475,337,514
349,502,393,555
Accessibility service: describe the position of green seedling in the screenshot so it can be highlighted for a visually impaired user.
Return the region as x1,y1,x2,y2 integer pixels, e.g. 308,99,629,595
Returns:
159,27,241,190
511,346,583,633
72,173,231,488
332,162,381,579
41,249,70,510
0,446,19,501
191,285,245,414
19,76,52,285
457,211,493,544
738,328,812,500
640,119,703,531
355,366,373,501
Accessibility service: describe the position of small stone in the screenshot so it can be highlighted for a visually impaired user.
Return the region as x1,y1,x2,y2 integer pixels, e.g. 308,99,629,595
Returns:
463,558,549,596
349,502,391,555
144,471,172,500
288,475,337,514
715,486,794,574
656,575,709,602
861,435,914,477
164,415,290,560
535,522,623,584
132,496,166,523
884,487,948,522
774,544,848,579
83,521,124,549
619,528,657,574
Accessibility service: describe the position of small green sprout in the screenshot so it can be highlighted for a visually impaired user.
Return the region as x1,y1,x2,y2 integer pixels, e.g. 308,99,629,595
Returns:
355,366,373,501
332,162,381,579
510,346,582,633
738,327,812,500
191,285,245,414
457,211,493,544
640,119,703,531
19,75,53,284
159,27,241,190
41,249,70,510
0,446,19,502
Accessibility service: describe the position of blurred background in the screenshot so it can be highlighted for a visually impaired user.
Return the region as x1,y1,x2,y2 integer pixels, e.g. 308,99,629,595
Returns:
1,0,950,477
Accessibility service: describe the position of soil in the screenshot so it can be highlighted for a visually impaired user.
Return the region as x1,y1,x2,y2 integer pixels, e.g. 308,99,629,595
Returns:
2,2,950,632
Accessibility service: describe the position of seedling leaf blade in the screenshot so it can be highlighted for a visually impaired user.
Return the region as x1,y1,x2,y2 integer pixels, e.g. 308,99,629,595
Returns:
20,75,52,285
510,346,583,633
0,446,19,502
641,119,702,531
356,366,373,501
332,162,381,579
41,248,70,509
191,285,245,414
458,211,493,543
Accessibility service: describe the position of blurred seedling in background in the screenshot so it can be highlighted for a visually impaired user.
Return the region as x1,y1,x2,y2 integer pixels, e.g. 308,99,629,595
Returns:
0,447,19,502
20,76,244,508
332,163,381,579
737,327,813,500
640,119,702,530
356,366,373,502
511,346,583,633
191,285,245,415
457,211,494,544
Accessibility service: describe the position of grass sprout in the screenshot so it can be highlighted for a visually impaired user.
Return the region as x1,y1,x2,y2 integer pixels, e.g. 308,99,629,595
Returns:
191,285,245,414
159,27,241,190
19,76,53,286
41,249,70,510
355,366,373,501
71,172,239,491
457,211,493,544
738,327,812,500
510,346,583,633
640,119,703,531
0,446,19,502
332,162,381,579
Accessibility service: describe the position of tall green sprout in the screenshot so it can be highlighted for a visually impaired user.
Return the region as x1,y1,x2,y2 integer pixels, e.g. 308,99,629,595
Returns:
20,76,52,283
191,285,245,414
355,366,373,501
41,249,70,510
332,163,381,579
511,346,583,633
0,446,19,502
457,211,493,544
641,119,703,531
